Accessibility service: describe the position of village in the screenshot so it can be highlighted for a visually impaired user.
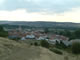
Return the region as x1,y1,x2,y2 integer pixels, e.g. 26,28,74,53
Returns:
8,26,71,46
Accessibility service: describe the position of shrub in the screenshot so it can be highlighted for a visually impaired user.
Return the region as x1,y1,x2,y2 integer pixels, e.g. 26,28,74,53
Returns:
30,43,33,45
50,48,63,55
12,38,20,42
40,40,49,48
34,42,38,46
0,26,8,37
71,42,80,54
60,41,67,48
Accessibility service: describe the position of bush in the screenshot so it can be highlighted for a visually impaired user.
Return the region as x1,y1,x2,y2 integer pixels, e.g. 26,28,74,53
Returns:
0,32,8,37
50,48,63,55
34,42,38,46
71,42,80,54
40,40,49,48
30,43,33,45
12,37,20,42
0,25,8,37
60,41,67,48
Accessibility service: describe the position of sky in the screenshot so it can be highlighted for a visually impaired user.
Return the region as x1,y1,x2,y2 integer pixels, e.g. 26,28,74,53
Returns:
0,0,80,22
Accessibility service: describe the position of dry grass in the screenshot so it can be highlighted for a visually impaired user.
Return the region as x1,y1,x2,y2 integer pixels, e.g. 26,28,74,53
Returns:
0,37,80,60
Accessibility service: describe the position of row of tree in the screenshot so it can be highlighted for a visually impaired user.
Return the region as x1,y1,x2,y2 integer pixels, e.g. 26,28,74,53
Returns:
52,29,80,40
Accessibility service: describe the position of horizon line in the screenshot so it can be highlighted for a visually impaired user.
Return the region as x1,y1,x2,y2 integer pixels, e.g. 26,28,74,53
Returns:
0,20,79,23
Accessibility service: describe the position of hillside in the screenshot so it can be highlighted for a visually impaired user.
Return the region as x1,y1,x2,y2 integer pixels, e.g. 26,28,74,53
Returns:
0,37,79,60
0,21,80,29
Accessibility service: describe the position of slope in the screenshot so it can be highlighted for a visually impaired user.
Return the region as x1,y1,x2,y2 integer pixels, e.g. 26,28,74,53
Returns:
0,37,79,60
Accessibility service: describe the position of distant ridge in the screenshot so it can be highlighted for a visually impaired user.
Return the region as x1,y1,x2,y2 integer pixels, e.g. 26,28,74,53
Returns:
0,21,80,29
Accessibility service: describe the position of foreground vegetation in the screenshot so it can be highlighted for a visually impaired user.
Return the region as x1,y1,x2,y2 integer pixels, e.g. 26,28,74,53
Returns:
0,37,80,60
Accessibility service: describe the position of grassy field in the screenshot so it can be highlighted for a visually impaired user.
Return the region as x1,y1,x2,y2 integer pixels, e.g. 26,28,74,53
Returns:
0,37,80,60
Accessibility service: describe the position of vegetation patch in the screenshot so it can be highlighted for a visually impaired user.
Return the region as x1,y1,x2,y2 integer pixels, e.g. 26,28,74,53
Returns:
0,25,8,37
34,42,39,46
40,40,50,48
71,42,80,55
55,40,67,50
49,48,63,55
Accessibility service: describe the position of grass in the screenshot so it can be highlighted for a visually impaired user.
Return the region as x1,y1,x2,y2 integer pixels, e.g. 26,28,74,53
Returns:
19,39,41,45
0,37,80,60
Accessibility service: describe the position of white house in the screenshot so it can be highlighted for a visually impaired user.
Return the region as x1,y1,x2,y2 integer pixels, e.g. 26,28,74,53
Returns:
48,39,61,44
62,40,70,46
26,34,35,39
21,37,26,40
37,36,45,40
36,35,48,40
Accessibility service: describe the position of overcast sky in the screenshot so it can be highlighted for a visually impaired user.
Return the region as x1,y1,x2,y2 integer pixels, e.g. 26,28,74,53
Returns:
0,0,80,22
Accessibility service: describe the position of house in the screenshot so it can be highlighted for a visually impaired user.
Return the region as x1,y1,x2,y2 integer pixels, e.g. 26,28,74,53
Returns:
37,36,45,40
36,34,48,40
48,35,60,44
21,37,26,40
26,34,35,39
8,30,19,39
48,34,69,46
8,28,27,39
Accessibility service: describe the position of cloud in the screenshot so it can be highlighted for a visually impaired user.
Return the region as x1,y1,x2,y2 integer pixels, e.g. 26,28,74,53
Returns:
0,0,80,13
0,0,80,22
0,8,80,23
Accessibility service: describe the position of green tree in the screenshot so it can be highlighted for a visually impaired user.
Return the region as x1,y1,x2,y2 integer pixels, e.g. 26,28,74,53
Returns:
40,40,49,48
71,42,80,60
44,28,49,33
0,25,4,31
71,42,80,54
0,25,8,37
60,41,67,49
74,29,80,39
34,42,38,46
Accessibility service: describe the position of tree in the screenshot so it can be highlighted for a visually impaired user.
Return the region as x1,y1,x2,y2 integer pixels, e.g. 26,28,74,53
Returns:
71,42,80,60
0,25,4,31
71,42,80,54
40,40,49,48
60,41,67,49
0,25,8,37
55,40,67,49
34,42,38,46
44,28,49,34
74,29,80,39
55,40,59,46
